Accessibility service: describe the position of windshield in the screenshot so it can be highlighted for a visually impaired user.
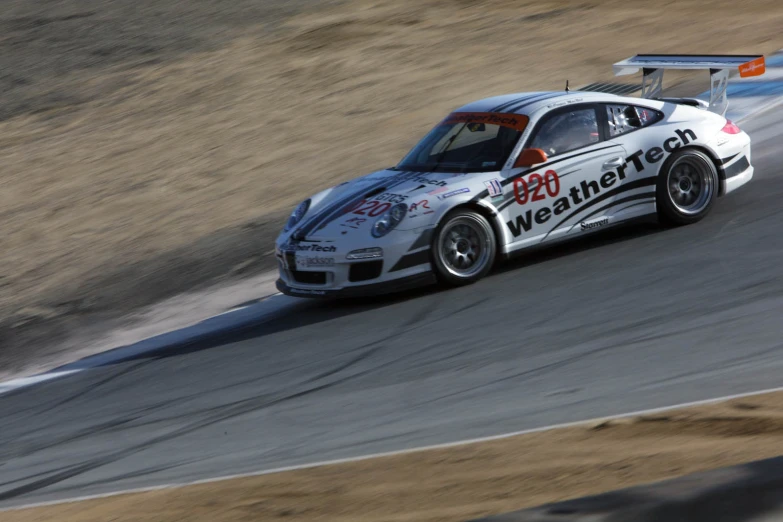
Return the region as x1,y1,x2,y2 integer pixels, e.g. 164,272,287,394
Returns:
395,112,528,173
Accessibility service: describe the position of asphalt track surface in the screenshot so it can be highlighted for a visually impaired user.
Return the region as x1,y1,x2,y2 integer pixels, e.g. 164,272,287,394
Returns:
1,109,783,509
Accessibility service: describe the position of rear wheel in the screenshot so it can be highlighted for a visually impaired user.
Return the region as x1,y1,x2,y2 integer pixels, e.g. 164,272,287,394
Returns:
431,209,496,286
656,149,718,225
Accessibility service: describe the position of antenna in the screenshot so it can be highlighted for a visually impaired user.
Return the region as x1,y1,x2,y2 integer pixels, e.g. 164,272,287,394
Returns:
565,80,570,92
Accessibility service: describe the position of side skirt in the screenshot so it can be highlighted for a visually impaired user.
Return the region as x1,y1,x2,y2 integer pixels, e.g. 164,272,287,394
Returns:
498,213,659,262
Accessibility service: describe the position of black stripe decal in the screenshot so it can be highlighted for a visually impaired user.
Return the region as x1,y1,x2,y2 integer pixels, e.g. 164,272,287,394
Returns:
542,176,657,240
503,92,568,113
293,177,392,239
490,93,543,112
719,153,739,165
566,193,655,232
389,249,430,272
722,155,750,179
500,146,617,187
407,228,434,251
295,171,421,239
613,199,656,215
497,93,554,113
580,82,640,96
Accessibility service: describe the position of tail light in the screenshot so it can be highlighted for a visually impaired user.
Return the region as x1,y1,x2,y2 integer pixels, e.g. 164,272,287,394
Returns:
721,120,741,134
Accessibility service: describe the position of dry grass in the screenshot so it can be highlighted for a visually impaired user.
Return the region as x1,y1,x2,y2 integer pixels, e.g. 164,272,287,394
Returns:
2,0,782,369
5,392,783,521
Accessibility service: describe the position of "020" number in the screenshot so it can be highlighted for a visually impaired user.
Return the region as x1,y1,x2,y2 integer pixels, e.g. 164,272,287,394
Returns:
513,170,560,205
349,199,392,217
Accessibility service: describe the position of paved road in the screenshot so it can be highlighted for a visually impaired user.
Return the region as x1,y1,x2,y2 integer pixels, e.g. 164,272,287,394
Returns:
1,109,782,508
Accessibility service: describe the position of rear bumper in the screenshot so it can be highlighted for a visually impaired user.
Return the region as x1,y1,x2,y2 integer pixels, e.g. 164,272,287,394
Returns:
276,271,437,298
722,164,753,195
719,140,753,196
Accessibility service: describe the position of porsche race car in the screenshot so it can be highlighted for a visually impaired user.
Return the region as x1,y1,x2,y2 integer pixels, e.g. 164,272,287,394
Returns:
275,54,766,298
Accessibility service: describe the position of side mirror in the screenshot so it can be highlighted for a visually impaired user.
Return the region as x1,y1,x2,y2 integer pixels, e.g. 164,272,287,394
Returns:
514,148,548,168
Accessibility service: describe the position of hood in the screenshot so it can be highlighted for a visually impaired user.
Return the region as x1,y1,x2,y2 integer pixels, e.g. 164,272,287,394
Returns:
287,169,475,241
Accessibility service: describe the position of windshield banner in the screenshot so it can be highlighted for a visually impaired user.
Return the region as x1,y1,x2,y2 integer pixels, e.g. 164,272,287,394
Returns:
440,112,530,132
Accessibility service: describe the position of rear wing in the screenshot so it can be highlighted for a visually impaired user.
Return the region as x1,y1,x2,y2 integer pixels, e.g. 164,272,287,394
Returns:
613,54,766,116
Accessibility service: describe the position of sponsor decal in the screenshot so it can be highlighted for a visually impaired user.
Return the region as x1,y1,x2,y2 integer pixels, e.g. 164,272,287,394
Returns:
484,179,504,198
373,192,408,204
580,218,609,231
413,176,449,188
283,243,337,253
505,128,697,237
296,256,335,268
440,112,530,132
739,56,765,78
546,97,583,109
427,186,450,195
341,217,366,229
409,199,434,217
437,187,470,200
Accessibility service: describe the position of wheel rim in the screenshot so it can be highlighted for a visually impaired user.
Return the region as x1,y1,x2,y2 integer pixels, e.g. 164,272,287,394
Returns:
437,216,491,278
667,155,715,215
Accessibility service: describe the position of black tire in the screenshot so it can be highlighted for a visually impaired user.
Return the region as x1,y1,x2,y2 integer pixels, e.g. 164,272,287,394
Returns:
656,148,718,226
430,208,497,286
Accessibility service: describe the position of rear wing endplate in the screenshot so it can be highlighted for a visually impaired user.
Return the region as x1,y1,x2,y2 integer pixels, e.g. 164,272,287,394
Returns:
613,54,766,116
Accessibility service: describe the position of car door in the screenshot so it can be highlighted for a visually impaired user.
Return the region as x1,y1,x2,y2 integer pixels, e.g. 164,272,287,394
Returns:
597,103,665,222
500,103,628,251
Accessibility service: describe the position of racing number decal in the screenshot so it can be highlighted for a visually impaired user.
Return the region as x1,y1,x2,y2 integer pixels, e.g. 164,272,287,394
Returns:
348,199,392,217
513,170,560,205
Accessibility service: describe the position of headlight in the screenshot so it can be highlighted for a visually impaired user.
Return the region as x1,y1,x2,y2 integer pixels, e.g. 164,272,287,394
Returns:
285,199,310,232
371,203,407,238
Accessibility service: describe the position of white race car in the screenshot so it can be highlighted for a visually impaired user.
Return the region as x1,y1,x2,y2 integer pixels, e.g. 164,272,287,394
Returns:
275,54,765,298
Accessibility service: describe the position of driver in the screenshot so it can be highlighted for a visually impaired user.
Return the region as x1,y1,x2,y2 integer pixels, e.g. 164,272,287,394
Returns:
534,111,598,156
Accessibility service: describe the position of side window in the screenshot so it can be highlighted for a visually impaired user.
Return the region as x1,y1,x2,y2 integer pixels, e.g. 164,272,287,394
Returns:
606,104,662,137
634,106,663,126
530,107,599,157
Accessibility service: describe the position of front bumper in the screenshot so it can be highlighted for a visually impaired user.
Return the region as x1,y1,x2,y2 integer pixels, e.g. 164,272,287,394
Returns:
276,271,436,298
275,227,436,298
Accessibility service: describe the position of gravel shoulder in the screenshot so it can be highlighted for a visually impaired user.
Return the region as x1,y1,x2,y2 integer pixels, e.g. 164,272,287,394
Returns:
5,391,783,521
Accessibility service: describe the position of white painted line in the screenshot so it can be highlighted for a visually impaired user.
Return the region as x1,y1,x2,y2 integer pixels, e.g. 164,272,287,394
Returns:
733,94,783,124
4,383,783,512
0,292,292,397
0,371,82,396
212,305,252,317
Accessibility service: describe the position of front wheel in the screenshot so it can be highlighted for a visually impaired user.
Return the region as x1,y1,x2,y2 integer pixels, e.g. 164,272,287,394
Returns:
431,209,496,286
656,149,718,226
